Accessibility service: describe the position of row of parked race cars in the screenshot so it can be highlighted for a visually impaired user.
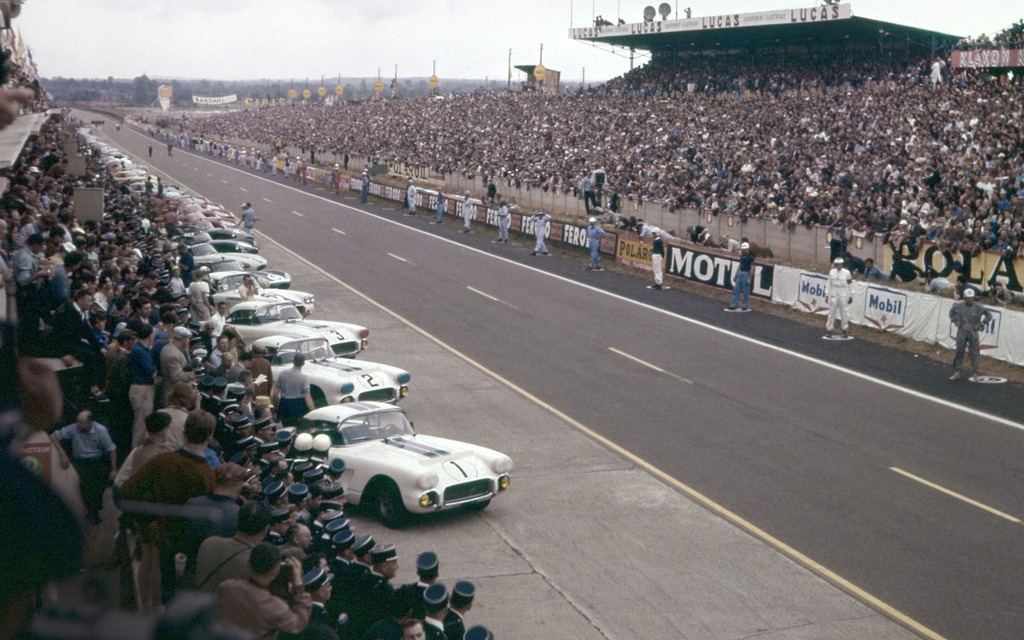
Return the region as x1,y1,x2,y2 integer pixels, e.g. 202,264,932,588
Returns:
87,128,512,527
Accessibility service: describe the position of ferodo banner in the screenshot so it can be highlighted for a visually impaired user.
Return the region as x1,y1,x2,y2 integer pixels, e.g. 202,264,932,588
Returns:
192,94,238,105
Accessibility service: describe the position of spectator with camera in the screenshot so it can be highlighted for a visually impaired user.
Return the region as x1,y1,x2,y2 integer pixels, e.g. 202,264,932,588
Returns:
216,543,312,640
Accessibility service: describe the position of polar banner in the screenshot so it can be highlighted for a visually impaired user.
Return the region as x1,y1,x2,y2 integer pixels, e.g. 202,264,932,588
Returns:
772,265,1024,366
664,244,774,298
192,94,238,105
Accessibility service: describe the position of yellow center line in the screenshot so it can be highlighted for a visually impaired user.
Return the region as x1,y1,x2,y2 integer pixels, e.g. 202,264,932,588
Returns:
387,252,408,263
332,228,346,235
608,347,692,384
890,467,1021,524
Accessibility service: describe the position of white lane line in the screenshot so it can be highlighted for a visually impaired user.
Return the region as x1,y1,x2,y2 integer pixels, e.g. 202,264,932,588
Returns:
890,467,1021,524
608,347,692,384
134,131,1024,435
221,179,228,184
467,286,518,309
206,173,212,177
292,210,304,217
262,197,272,203
240,187,248,192
387,252,408,263
332,228,346,235
467,286,499,302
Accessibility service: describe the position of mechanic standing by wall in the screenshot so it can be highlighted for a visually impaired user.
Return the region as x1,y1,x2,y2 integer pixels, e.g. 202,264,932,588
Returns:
948,289,992,381
728,242,754,310
825,256,853,336
530,210,551,256
585,217,605,270
651,228,664,290
495,200,510,242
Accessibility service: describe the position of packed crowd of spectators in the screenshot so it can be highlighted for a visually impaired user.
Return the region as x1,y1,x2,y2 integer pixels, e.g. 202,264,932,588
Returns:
180,35,1023,261
955,20,1024,50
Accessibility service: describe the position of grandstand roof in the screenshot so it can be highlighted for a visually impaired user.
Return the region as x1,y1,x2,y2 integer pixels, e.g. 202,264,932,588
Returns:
570,3,961,54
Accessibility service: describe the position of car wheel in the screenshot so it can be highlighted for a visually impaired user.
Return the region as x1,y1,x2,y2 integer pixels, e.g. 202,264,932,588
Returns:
371,480,408,528
465,498,491,512
310,387,327,408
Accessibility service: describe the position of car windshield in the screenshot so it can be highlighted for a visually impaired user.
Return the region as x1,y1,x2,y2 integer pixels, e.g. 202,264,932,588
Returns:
338,411,414,444
192,243,216,257
277,305,302,320
192,232,212,244
275,337,333,364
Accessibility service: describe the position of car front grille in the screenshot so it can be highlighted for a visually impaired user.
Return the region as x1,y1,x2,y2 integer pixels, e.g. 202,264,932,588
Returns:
332,341,359,357
358,388,396,403
443,479,492,505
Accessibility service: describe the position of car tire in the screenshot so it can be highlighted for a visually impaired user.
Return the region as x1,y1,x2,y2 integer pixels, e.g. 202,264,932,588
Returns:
371,480,408,528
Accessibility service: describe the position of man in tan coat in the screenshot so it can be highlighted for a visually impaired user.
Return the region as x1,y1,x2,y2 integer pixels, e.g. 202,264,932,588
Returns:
216,542,312,639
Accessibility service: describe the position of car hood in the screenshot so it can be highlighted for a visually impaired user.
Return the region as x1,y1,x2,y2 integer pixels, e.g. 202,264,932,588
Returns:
344,435,494,477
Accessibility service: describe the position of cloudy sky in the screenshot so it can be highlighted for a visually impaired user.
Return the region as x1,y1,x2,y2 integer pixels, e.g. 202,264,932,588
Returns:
17,0,1023,84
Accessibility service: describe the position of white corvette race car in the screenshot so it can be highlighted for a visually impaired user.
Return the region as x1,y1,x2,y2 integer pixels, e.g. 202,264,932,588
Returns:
251,335,409,405
300,402,512,527
226,301,368,358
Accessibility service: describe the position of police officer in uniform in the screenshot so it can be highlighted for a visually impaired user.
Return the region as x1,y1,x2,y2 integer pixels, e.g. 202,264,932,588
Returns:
443,581,475,640
421,584,450,640
948,289,993,380
404,552,439,620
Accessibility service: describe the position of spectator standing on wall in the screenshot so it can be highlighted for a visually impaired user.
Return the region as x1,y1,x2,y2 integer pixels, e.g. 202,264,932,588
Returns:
948,289,992,381
825,257,853,337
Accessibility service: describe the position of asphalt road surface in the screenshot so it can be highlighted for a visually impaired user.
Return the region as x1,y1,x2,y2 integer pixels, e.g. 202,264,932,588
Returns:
87,115,1024,639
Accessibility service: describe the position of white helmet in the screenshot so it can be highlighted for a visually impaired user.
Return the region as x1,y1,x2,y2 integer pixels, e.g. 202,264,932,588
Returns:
313,433,332,453
293,433,314,453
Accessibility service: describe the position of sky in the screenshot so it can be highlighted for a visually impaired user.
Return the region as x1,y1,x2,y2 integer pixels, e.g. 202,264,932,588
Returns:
16,0,1023,84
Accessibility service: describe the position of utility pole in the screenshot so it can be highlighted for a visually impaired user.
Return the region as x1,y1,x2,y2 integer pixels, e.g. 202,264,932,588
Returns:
507,49,512,91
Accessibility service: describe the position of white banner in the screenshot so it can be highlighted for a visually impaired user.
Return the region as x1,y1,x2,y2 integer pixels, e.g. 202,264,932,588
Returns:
570,3,850,39
191,94,238,105
772,266,1024,366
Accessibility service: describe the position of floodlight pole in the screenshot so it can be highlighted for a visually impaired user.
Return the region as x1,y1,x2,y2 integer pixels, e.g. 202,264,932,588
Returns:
507,49,512,91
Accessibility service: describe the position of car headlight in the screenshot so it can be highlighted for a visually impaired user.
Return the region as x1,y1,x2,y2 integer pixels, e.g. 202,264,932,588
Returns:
360,339,368,350
491,456,513,474
399,385,409,398
341,396,354,403
339,382,355,394
419,491,439,508
416,473,438,490
397,372,411,384
304,294,315,304
498,475,511,491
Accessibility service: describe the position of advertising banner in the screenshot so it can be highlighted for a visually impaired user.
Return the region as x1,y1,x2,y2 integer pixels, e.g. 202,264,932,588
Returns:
665,244,774,298
192,94,238,105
